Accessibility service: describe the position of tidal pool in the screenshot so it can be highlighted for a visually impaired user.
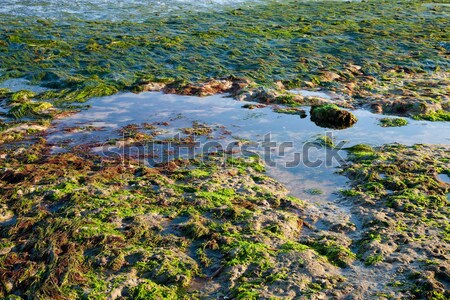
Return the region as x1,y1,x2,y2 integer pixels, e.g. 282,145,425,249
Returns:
438,173,450,184
47,92,450,204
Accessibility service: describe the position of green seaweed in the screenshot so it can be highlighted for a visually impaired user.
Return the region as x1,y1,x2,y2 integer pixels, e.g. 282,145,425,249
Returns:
0,0,448,121
379,117,409,127
8,101,53,119
413,110,450,122
365,254,384,266
305,237,356,268
342,144,450,297
313,135,335,149
129,280,179,300
9,90,36,103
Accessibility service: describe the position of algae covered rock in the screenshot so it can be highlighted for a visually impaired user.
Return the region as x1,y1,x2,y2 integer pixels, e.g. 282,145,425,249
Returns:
273,107,307,118
310,104,357,129
9,90,36,104
138,250,199,287
162,77,251,97
378,117,408,127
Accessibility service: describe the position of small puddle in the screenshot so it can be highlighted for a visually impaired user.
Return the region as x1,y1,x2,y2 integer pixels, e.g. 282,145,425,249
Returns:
438,173,450,184
0,210,16,226
0,78,51,94
423,3,450,8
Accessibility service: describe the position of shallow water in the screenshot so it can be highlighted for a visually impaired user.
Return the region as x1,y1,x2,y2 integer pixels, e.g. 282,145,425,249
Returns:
0,79,50,94
438,173,450,184
47,92,450,202
0,0,372,21
0,0,262,21
48,92,450,147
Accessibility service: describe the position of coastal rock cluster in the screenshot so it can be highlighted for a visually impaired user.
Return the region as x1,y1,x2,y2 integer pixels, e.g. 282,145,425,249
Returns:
0,0,449,299
0,135,350,299
1,122,448,299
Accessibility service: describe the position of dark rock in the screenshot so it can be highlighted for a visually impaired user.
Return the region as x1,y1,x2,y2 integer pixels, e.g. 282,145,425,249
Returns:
310,104,357,129
242,103,266,109
382,100,442,116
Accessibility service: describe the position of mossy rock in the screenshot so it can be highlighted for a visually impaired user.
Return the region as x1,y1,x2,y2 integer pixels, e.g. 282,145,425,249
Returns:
413,110,450,122
9,90,36,104
129,280,178,299
310,104,357,129
379,117,408,127
273,107,307,118
138,251,199,287
8,101,53,119
0,88,12,98
313,134,335,149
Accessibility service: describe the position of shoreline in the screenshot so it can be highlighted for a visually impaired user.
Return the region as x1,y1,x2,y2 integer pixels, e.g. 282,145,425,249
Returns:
0,0,449,298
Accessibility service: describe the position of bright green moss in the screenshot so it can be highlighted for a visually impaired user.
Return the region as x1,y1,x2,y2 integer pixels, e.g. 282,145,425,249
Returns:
224,240,270,267
9,90,36,103
129,280,179,300
7,101,53,119
365,254,384,266
195,188,236,207
279,241,309,252
305,237,356,268
379,117,409,127
413,110,450,122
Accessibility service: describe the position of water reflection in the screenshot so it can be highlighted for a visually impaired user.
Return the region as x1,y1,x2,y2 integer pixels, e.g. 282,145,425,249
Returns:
47,92,450,202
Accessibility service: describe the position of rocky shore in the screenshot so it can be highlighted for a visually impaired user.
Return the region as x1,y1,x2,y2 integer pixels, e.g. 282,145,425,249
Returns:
0,122,448,299
0,0,449,299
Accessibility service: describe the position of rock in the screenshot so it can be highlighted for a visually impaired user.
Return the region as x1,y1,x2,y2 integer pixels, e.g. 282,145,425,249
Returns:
346,64,362,74
143,251,199,287
329,222,357,233
273,107,307,118
163,77,251,97
5,124,48,134
4,279,14,293
0,204,15,223
313,292,327,300
304,81,316,88
310,104,357,129
140,82,166,92
235,87,278,103
382,100,442,115
345,81,357,93
370,103,383,114
241,103,266,109
275,80,285,90
228,265,247,288
320,71,341,82
442,100,450,111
